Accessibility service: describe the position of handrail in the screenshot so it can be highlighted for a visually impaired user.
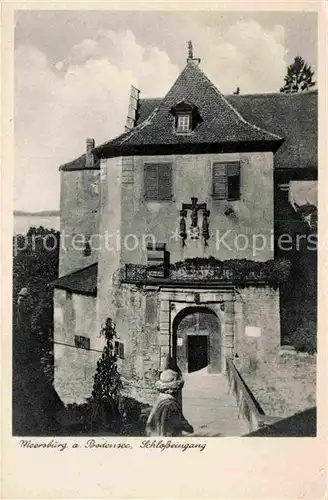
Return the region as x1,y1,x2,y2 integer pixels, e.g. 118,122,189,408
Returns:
225,356,279,433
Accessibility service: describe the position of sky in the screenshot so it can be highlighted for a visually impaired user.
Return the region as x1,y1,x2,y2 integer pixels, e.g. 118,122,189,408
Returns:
14,11,317,211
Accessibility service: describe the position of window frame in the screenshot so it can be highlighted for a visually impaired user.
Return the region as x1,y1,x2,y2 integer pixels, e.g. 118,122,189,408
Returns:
114,340,125,360
144,162,173,202
212,161,241,201
176,113,192,133
74,334,90,351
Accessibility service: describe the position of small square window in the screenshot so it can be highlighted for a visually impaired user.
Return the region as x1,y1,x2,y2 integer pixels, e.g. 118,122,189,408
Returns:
177,114,191,132
74,335,90,350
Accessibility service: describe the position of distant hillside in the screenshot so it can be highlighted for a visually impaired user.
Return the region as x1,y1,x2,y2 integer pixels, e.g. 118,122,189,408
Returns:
14,210,60,217
14,211,60,233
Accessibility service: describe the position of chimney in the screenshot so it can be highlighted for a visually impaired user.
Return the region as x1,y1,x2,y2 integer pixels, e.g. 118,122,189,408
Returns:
186,40,201,67
86,138,95,167
125,85,140,132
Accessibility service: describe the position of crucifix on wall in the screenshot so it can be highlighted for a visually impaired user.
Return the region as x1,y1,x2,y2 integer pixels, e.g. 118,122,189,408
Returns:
179,197,210,246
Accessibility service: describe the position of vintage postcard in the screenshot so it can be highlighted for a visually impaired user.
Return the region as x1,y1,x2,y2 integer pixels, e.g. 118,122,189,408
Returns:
1,1,327,498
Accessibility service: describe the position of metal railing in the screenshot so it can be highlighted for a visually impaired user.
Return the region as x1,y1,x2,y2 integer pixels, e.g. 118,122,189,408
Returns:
225,356,279,433
121,263,278,285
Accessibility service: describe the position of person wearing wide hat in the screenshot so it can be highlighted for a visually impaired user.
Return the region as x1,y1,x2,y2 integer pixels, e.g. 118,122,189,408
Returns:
146,369,194,437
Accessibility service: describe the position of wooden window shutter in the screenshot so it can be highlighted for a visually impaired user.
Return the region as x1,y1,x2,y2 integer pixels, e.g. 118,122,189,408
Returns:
227,162,241,200
144,164,158,200
158,163,172,200
144,163,172,201
212,163,227,199
227,162,240,177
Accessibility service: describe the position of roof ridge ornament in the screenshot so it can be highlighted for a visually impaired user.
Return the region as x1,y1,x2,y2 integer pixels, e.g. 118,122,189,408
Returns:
188,40,193,59
187,40,201,65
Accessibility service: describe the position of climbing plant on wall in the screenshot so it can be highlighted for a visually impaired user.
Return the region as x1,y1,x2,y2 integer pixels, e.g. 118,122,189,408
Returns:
92,318,122,402
90,318,122,432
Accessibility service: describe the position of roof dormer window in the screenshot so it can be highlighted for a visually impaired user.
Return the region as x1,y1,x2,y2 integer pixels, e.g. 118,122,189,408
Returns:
177,114,191,133
171,100,201,134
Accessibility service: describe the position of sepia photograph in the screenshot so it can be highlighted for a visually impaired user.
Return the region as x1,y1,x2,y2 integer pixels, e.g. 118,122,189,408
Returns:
12,9,318,440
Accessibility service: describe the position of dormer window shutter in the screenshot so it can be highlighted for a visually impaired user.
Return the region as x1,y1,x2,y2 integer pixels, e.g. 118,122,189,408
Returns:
144,163,172,201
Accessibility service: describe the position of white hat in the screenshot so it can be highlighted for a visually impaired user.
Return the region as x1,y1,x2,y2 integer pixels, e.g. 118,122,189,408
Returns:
155,369,184,393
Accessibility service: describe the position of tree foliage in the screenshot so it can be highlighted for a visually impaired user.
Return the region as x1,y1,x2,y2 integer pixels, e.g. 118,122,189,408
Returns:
13,226,60,382
13,226,60,296
12,227,66,434
280,56,316,93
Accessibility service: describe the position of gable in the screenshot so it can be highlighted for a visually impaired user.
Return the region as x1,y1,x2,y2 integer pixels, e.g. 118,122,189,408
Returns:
94,60,282,157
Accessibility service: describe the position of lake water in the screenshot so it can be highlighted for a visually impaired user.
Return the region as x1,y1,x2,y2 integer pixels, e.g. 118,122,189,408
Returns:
14,216,60,235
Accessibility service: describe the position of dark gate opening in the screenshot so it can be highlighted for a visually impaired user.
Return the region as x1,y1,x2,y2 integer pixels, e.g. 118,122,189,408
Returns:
187,335,208,373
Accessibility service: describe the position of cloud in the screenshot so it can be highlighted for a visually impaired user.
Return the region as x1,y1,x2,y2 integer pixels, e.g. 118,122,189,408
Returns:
15,21,288,210
15,37,179,210
181,20,287,94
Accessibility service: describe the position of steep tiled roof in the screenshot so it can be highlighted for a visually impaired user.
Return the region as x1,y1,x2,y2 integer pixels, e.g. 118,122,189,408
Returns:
59,64,317,171
95,60,283,156
136,98,161,124
135,90,317,171
59,154,100,172
52,263,97,295
228,91,317,171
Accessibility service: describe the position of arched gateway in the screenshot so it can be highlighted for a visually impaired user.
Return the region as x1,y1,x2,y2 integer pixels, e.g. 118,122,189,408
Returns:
172,307,221,374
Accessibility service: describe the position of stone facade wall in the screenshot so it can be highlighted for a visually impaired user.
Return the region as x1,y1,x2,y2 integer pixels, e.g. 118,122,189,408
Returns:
55,150,281,405
59,169,100,276
112,284,160,404
96,157,122,333
236,286,281,368
95,158,159,404
105,284,280,391
53,281,280,404
53,288,102,404
120,152,274,265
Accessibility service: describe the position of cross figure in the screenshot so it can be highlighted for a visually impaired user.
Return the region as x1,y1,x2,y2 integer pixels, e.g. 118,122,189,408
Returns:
182,197,207,229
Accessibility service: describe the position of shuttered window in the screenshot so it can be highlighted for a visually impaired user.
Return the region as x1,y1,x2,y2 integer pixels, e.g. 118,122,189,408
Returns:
213,163,227,200
144,163,172,201
74,335,90,350
114,340,125,360
212,162,241,200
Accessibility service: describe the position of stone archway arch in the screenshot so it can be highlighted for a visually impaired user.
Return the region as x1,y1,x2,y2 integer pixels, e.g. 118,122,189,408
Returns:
172,306,222,373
